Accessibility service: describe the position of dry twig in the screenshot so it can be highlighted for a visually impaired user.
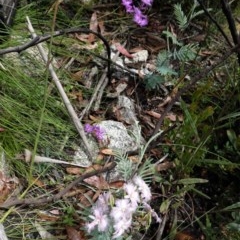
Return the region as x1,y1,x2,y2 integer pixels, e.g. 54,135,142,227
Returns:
26,16,93,160
0,161,116,209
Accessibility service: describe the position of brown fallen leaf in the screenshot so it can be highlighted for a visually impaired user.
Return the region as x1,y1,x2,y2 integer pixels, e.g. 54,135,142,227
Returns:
114,42,133,58
66,226,84,240
79,190,95,207
145,110,183,122
155,162,175,172
100,148,114,155
175,231,198,240
84,175,109,189
37,210,61,222
109,180,125,188
0,171,19,203
89,12,98,43
66,167,83,175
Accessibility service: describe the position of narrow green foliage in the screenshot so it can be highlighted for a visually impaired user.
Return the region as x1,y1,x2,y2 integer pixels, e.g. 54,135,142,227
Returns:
115,151,135,181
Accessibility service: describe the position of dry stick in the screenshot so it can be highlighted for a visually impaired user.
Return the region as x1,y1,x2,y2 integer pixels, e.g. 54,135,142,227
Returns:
79,50,121,119
220,0,240,64
0,161,116,209
151,45,239,137
197,0,233,47
26,17,93,161
155,213,168,240
93,48,123,111
0,28,111,80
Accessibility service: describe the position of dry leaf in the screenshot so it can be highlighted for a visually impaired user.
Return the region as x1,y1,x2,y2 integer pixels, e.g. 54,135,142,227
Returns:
0,171,19,203
66,226,83,240
115,42,133,58
155,162,175,171
128,155,139,163
109,181,125,188
37,210,61,221
145,110,182,122
75,33,90,43
84,175,109,189
79,190,94,207
66,167,83,175
98,20,105,35
175,231,197,240
100,148,114,155
89,12,98,43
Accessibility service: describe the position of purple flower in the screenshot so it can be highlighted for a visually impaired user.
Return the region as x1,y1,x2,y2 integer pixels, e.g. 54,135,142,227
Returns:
141,0,153,6
84,124,105,141
84,123,93,134
92,125,105,141
133,7,148,27
122,0,134,13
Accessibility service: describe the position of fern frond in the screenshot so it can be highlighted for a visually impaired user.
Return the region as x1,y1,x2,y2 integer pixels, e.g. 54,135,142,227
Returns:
162,30,182,46
172,44,198,62
174,3,188,30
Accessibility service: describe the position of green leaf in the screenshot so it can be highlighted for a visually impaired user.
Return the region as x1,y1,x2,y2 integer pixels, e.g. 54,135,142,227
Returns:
191,187,211,199
145,74,165,90
174,3,188,30
160,199,171,214
226,222,240,231
157,65,177,76
223,202,240,211
162,30,182,46
218,112,240,121
176,178,208,185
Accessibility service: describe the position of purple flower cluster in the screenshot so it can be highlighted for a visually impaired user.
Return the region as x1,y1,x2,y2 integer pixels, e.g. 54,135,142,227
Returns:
84,123,105,141
86,175,161,238
121,0,153,26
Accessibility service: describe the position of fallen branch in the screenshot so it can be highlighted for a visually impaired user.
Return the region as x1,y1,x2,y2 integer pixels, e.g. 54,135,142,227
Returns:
18,149,89,167
27,17,93,160
0,161,116,209
0,26,111,79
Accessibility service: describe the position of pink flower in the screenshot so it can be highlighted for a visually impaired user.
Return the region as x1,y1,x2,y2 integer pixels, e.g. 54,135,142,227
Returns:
112,217,132,238
133,175,152,202
95,192,110,214
110,199,134,238
110,199,134,221
133,7,148,27
143,202,162,223
124,182,140,209
86,208,109,232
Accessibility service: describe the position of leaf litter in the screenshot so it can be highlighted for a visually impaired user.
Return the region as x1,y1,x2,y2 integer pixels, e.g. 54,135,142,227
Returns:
0,0,237,239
